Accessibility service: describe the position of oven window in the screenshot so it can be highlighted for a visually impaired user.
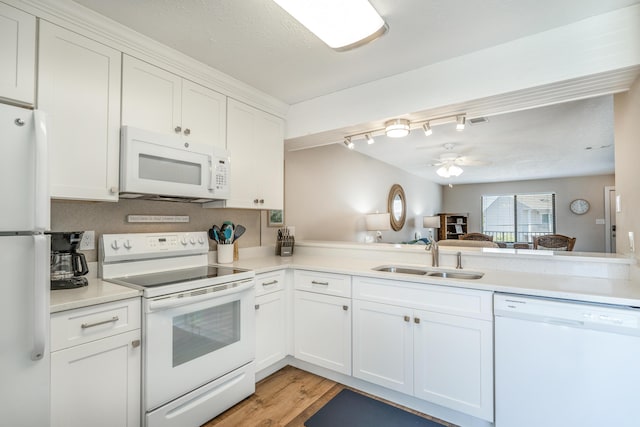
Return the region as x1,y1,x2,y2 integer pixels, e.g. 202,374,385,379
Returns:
172,301,240,367
139,154,201,185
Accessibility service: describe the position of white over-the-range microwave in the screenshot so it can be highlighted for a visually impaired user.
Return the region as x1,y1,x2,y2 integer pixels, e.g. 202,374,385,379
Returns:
119,126,230,203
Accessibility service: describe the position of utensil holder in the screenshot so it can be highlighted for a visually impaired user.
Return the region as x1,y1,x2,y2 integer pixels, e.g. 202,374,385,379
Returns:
217,243,234,264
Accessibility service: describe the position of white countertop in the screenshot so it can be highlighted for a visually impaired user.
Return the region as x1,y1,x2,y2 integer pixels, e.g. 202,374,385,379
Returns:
50,277,141,313
229,253,640,307
51,247,640,313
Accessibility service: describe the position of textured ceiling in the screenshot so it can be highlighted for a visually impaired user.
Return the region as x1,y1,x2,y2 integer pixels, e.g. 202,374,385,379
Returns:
70,0,635,183
72,0,639,104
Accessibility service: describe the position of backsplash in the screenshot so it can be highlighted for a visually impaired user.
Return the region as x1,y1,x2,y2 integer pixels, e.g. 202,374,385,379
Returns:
51,199,264,262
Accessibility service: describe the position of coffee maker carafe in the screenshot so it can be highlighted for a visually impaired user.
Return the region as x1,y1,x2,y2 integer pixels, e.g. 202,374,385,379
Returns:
48,231,89,290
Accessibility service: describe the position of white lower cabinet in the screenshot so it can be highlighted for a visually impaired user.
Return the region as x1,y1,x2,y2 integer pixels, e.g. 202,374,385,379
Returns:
50,298,141,427
352,277,494,422
293,270,352,375
255,270,287,372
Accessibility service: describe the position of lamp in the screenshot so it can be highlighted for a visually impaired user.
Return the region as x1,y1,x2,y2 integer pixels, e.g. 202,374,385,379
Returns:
272,0,388,51
385,119,410,138
423,216,441,240
436,164,463,178
365,212,390,242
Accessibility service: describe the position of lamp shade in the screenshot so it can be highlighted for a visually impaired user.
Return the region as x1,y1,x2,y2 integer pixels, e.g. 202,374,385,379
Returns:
365,213,391,231
423,216,440,228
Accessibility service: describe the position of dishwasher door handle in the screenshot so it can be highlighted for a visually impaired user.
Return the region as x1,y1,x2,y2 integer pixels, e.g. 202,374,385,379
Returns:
543,318,585,327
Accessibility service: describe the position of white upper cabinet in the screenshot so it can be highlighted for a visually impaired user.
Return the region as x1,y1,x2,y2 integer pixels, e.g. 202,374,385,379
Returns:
222,98,284,210
122,55,226,149
0,3,36,105
38,21,121,202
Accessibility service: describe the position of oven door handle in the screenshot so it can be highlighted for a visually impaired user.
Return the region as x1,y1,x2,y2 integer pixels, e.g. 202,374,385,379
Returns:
146,279,254,312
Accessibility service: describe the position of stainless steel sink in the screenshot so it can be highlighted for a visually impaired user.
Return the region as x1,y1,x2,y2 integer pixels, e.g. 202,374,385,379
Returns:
373,266,427,275
372,265,483,280
426,271,484,280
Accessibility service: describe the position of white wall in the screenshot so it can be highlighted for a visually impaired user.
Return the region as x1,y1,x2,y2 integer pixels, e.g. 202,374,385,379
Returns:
284,144,442,243
442,175,615,252
614,76,640,272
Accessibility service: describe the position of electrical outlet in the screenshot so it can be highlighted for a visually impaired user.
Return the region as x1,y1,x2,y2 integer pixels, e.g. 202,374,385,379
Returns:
80,230,95,251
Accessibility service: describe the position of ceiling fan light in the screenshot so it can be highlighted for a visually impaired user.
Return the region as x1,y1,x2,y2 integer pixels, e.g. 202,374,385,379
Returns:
422,122,432,136
449,164,464,176
272,0,387,51
436,166,450,178
456,115,466,131
385,119,411,138
436,164,463,178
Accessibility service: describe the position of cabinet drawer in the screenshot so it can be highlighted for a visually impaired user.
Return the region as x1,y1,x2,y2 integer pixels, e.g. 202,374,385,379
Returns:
353,277,492,320
255,269,286,296
51,298,141,352
294,270,351,297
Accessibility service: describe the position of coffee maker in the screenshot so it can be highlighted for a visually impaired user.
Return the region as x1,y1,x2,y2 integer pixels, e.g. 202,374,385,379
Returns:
48,231,89,290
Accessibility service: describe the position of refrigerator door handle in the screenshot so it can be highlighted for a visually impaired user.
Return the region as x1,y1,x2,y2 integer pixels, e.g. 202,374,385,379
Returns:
33,110,50,231
31,234,47,361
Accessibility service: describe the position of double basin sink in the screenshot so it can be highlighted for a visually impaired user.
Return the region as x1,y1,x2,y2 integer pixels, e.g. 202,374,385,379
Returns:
373,265,484,280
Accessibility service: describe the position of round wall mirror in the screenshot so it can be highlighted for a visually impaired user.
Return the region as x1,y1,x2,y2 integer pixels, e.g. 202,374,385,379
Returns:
387,184,406,231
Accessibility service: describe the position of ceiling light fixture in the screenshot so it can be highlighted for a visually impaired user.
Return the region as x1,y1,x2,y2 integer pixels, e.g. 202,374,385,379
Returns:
365,134,375,145
272,0,388,52
344,137,355,150
384,119,411,138
422,122,432,136
436,164,464,178
456,115,466,131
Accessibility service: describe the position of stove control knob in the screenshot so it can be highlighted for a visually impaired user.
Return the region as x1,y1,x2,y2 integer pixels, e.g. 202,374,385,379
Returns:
190,237,196,245
198,236,205,245
180,237,188,246
123,240,132,249
111,240,120,250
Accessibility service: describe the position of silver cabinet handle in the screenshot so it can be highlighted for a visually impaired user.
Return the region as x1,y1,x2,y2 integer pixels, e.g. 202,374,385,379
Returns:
414,317,421,324
253,199,259,204
261,280,278,286
174,126,182,133
311,280,329,286
342,305,348,311
81,316,119,329
404,315,410,322
183,128,191,135
131,339,141,348
255,304,260,310
259,199,264,204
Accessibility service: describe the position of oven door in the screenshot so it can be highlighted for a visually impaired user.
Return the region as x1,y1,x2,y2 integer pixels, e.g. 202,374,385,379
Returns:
143,279,255,411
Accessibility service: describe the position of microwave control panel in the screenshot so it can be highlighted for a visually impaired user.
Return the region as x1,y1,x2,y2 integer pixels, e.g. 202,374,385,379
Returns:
212,156,230,196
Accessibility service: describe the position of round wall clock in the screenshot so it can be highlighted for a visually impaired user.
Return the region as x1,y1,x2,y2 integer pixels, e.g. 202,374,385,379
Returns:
570,198,590,215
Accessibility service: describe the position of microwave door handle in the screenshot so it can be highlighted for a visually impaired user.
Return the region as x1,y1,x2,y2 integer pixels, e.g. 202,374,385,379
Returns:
208,156,214,190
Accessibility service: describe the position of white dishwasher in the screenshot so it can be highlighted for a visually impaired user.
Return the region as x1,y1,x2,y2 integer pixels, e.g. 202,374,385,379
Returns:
494,293,640,427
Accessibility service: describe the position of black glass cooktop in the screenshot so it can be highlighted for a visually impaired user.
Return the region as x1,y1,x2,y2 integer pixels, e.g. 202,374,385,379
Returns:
115,265,249,288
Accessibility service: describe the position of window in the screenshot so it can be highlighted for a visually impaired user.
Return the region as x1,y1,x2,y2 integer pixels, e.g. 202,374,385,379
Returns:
482,193,555,243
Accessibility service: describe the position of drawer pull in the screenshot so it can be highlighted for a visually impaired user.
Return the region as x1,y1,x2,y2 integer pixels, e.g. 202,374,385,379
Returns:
404,315,410,322
261,280,278,286
311,280,329,286
255,304,260,310
342,305,349,311
414,317,421,324
131,339,141,348
81,316,119,329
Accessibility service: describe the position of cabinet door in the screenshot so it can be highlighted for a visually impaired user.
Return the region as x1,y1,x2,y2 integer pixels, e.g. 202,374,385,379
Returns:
413,309,493,421
51,329,141,427
226,98,284,209
0,3,35,105
181,79,226,148
255,291,287,371
38,22,121,201
121,55,182,135
352,300,413,394
293,290,351,375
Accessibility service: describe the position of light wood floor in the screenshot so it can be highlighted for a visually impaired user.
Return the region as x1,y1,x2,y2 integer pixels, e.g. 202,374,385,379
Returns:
201,366,456,427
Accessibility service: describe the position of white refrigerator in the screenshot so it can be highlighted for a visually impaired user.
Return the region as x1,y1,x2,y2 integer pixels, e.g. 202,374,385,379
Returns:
0,102,50,426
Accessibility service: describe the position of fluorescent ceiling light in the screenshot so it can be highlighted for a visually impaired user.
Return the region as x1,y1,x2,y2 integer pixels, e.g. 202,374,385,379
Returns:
385,119,410,138
273,0,388,51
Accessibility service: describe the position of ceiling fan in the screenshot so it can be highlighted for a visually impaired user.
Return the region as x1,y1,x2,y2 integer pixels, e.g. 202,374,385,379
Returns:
428,143,490,177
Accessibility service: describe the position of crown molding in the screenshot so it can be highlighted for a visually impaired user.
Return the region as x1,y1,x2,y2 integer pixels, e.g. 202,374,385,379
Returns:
5,0,289,118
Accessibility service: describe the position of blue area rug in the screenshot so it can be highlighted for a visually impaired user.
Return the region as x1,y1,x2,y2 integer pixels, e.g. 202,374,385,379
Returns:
305,389,445,427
